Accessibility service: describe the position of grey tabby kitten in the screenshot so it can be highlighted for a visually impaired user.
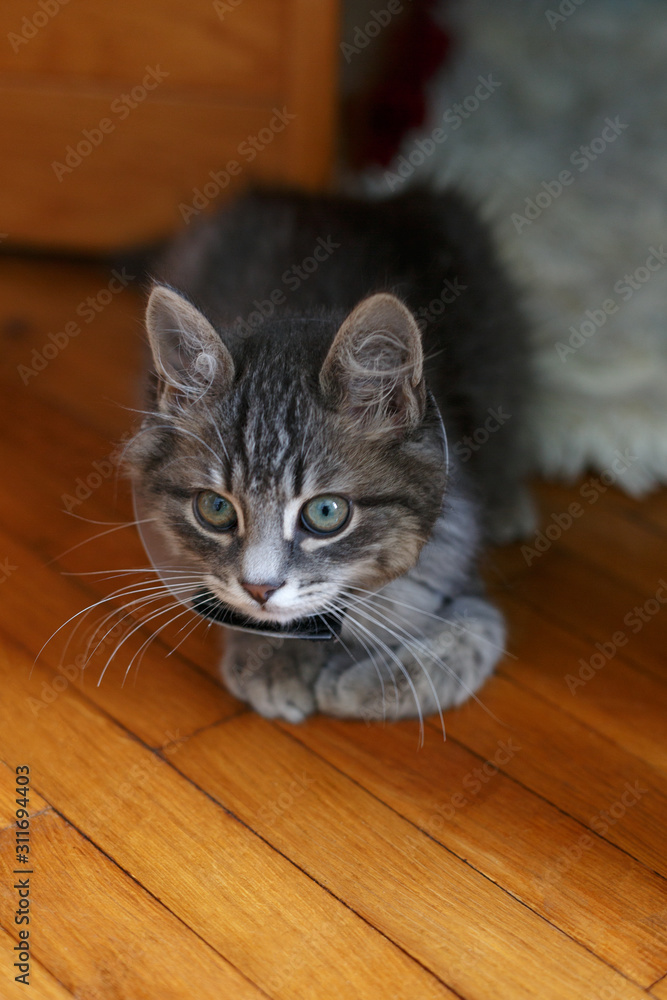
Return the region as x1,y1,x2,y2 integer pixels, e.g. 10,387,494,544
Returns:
126,189,533,724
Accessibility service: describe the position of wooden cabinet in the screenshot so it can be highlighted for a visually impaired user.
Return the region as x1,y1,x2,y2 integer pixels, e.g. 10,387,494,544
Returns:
1,0,339,250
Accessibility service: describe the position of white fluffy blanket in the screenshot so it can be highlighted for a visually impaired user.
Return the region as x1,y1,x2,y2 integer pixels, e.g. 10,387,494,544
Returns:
367,0,667,494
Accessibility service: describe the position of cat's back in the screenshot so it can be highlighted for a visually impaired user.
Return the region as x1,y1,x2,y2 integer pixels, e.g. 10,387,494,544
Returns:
155,188,507,322
156,188,530,435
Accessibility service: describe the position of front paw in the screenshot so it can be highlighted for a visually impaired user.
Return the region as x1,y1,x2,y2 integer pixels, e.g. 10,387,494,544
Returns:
315,649,437,722
315,596,505,721
315,657,394,722
221,635,324,723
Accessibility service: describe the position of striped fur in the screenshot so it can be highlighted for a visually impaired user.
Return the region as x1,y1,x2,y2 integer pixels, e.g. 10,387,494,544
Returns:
125,189,533,723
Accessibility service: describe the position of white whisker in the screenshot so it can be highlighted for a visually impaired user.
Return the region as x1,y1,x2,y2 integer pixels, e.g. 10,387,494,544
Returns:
97,597,192,687
345,585,516,660
320,604,393,721
341,600,444,742
36,575,202,674
121,603,198,687
48,518,157,566
164,610,208,658
81,582,202,670
343,589,503,726
333,605,427,746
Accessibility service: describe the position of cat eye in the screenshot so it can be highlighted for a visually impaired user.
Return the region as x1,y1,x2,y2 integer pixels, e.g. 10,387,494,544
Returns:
301,495,350,535
194,491,238,531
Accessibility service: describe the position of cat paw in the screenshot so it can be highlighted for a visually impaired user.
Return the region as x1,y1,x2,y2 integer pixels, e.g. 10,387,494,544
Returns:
220,636,324,723
315,596,505,721
315,646,434,721
247,674,316,724
314,660,384,721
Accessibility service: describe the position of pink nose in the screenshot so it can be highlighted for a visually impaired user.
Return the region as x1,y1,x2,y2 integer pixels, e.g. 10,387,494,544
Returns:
241,581,284,605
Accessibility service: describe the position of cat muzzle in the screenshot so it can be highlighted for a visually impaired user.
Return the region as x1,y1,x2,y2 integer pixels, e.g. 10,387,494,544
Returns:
191,589,341,640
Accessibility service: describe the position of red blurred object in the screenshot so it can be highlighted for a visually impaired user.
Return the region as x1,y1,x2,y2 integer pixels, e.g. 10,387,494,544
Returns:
349,0,453,168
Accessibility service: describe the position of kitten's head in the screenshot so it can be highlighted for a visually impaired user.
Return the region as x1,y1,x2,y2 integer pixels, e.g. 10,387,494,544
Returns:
126,286,447,633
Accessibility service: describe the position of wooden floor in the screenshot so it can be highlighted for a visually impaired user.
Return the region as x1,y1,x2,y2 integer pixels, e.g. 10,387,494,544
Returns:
0,258,666,999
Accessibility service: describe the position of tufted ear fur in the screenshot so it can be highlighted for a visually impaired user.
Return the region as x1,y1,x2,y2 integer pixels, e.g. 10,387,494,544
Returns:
145,285,234,408
319,293,425,435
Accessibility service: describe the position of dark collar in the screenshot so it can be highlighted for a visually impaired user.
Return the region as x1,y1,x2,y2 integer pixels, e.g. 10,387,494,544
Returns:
192,589,340,640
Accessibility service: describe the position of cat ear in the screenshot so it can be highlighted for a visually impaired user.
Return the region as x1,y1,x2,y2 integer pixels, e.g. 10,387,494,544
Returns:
320,293,425,434
145,285,234,405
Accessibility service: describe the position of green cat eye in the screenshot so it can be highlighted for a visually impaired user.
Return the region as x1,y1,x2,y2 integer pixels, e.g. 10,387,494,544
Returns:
301,495,350,535
194,491,238,531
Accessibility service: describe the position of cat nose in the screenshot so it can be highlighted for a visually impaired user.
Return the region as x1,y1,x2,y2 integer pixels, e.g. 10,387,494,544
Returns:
241,581,285,605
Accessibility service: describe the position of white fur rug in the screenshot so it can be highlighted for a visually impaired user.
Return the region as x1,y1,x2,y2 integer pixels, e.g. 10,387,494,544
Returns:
365,0,667,495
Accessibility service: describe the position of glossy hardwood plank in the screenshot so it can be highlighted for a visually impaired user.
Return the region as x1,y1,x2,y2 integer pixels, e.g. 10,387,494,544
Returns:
0,929,72,999
0,761,49,830
504,547,666,680
0,811,266,999
437,674,667,878
527,480,667,596
278,716,667,986
172,713,653,999
0,639,454,1000
497,594,667,775
652,973,667,998
483,476,666,590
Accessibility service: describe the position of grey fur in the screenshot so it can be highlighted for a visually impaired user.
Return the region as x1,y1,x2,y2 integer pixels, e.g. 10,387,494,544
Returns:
126,189,533,723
